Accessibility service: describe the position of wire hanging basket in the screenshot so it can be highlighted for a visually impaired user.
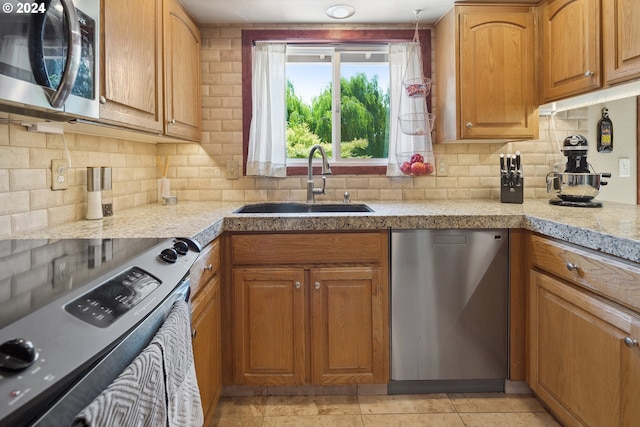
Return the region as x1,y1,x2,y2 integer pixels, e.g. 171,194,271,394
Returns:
398,112,435,136
403,77,431,98
396,151,435,176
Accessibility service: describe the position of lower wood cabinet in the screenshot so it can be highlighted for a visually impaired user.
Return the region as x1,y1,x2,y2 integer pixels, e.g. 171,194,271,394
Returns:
310,267,386,385
229,231,389,386
233,267,306,385
527,233,640,427
190,240,222,424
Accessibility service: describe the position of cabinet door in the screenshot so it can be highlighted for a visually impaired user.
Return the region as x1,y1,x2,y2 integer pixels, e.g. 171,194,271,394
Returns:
163,0,202,141
529,270,625,427
622,317,640,427
540,0,601,103
459,12,537,139
233,268,306,385
191,275,221,424
101,0,163,132
603,0,640,84
310,267,388,384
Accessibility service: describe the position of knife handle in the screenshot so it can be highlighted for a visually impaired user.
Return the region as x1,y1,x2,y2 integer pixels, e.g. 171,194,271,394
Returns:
500,154,505,172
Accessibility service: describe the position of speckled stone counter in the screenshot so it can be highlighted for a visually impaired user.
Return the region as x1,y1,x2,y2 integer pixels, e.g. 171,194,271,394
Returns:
12,199,640,263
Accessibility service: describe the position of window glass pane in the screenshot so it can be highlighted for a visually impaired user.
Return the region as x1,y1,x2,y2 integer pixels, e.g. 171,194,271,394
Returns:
339,51,389,159
285,54,332,159
285,45,390,162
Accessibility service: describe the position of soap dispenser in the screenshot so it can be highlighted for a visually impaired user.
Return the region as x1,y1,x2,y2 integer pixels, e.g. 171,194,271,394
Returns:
86,167,103,220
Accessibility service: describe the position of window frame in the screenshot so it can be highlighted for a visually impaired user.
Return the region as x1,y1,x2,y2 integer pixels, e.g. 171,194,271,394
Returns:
241,29,432,176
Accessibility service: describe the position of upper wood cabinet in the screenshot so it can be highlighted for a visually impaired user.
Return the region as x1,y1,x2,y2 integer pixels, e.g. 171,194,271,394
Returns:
163,0,202,141
602,0,640,84
435,5,538,142
100,0,201,141
539,0,601,103
100,0,164,132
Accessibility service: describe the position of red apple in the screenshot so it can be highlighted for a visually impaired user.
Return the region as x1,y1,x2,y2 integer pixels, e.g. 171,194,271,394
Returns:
424,162,434,175
410,161,427,175
400,161,412,174
410,153,424,164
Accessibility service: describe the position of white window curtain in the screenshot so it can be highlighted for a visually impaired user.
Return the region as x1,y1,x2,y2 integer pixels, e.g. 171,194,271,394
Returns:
387,42,431,176
247,42,287,177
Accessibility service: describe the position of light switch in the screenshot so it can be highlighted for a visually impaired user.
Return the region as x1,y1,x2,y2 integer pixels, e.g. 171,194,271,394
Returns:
619,157,631,178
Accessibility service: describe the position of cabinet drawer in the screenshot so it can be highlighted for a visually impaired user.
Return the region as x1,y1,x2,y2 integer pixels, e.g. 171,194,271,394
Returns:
231,232,386,265
191,239,220,297
529,234,640,311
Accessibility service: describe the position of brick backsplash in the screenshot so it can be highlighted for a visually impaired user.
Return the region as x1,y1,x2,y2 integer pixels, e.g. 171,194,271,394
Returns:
0,23,588,237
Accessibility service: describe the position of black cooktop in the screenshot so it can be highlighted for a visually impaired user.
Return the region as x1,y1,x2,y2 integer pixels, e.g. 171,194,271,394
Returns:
0,238,162,330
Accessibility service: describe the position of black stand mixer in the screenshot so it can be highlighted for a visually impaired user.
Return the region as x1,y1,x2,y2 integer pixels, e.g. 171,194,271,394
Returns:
546,134,611,207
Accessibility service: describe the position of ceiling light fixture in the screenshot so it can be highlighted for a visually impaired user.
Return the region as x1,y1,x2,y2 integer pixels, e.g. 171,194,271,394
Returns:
326,4,355,19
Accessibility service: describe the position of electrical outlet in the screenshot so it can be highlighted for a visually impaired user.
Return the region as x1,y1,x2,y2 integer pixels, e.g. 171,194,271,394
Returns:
226,159,239,180
437,159,448,176
51,159,68,190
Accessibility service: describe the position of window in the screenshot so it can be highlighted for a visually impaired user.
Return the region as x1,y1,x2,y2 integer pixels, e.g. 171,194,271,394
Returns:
286,45,390,166
242,30,431,175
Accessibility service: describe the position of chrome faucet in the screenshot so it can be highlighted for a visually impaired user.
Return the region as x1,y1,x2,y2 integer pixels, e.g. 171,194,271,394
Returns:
307,144,332,203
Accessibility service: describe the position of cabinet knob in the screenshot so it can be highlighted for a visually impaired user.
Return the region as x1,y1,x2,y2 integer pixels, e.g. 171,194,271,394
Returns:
566,262,579,272
295,281,301,289
204,264,213,272
466,122,473,128
624,337,639,348
314,282,320,290
191,329,197,339
584,70,594,77
170,119,176,125
99,96,106,104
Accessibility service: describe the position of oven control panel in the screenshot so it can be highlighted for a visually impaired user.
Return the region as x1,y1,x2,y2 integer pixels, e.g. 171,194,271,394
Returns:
65,267,161,328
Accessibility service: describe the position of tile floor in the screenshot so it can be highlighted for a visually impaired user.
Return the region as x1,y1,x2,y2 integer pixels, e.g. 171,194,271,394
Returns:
210,393,562,426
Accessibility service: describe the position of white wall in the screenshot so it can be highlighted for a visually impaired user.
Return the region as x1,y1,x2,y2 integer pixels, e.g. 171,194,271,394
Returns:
584,97,637,204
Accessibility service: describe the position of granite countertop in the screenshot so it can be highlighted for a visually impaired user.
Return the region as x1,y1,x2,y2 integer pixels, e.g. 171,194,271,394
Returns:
12,199,640,263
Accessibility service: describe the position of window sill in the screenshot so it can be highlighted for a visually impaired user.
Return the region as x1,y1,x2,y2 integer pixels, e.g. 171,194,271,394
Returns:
286,165,388,175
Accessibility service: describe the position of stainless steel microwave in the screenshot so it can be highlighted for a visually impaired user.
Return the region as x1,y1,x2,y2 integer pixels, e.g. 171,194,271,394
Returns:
0,0,100,119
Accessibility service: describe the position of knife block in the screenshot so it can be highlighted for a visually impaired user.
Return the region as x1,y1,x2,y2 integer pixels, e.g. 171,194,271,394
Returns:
501,177,524,204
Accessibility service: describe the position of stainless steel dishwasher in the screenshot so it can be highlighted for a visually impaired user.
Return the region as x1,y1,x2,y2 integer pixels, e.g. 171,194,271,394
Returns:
389,229,509,394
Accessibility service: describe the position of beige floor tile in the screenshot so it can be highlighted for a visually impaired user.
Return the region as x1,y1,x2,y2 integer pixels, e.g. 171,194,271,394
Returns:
213,396,269,418
459,412,562,427
264,395,360,416
448,393,546,413
362,413,465,427
358,394,455,414
261,414,364,427
209,417,264,427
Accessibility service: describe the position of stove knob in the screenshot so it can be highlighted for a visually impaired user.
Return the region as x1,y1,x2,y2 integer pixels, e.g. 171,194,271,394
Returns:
159,248,178,264
173,240,189,255
0,338,38,371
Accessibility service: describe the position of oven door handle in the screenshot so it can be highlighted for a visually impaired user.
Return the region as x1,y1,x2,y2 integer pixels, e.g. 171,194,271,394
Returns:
29,0,82,109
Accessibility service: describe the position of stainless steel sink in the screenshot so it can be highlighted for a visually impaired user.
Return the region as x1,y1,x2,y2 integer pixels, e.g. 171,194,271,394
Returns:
234,202,373,214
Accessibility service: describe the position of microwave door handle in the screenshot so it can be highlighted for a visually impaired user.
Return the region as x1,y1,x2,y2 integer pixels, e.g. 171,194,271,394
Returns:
48,0,82,108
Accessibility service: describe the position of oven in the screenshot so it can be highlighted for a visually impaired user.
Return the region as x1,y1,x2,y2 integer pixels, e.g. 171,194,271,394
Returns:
0,0,99,119
0,237,202,426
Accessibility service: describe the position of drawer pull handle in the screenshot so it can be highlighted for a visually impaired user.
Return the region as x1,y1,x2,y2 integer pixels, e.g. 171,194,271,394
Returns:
295,281,301,289
624,337,639,348
566,262,579,272
204,264,213,272
314,282,321,290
